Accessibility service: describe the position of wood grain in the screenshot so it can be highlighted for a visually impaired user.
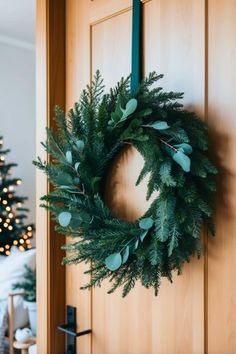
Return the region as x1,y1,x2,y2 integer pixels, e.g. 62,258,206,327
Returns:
36,0,65,353
208,1,236,353
38,0,236,353
65,1,205,353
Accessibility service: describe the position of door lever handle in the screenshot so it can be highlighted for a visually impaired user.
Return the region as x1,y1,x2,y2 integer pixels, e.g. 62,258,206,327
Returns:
58,305,92,354
58,323,91,337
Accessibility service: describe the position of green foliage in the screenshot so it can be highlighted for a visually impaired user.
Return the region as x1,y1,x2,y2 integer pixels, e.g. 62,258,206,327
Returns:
12,265,36,302
35,71,217,297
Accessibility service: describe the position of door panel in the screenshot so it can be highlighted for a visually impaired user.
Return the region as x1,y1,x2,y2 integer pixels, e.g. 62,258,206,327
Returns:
66,1,205,354
208,1,236,353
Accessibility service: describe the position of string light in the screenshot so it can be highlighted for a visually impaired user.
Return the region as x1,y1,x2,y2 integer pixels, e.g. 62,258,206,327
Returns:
0,139,34,256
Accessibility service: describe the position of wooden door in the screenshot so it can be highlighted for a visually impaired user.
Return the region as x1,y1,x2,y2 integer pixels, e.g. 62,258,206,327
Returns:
36,0,236,353
65,1,205,354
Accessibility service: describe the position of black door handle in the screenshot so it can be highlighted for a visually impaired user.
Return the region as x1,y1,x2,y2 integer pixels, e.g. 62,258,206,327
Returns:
58,305,92,354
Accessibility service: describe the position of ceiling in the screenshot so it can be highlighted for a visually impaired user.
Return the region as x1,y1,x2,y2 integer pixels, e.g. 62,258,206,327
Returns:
0,0,35,47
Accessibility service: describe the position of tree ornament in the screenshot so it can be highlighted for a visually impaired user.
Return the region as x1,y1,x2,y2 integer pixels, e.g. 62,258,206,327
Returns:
35,71,217,297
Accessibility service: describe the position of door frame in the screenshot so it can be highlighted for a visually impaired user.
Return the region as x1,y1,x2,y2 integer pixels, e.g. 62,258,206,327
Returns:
36,0,66,352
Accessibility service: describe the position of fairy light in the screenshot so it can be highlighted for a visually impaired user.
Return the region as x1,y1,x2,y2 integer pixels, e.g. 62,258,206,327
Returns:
26,240,31,245
19,239,24,244
23,235,28,240
8,186,14,191
3,223,8,228
8,194,13,198
19,246,25,252
17,202,22,207
5,245,10,250
2,200,7,205
0,218,2,223
3,188,8,193
5,250,10,256
0,156,5,162
15,219,20,224
0,247,4,252
27,232,32,237
13,240,18,245
6,218,10,223
27,226,32,231
6,206,11,211
8,225,13,231
16,179,22,185
0,229,2,233
8,213,13,218
27,244,32,249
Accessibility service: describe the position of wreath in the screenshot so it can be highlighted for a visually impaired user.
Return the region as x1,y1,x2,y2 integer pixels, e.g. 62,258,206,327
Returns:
35,71,217,297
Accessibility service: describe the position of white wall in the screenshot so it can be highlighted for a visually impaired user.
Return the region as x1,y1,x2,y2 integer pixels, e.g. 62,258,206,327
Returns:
0,41,35,225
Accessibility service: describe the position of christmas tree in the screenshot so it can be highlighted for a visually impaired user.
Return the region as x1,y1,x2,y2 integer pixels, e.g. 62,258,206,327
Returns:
0,136,34,255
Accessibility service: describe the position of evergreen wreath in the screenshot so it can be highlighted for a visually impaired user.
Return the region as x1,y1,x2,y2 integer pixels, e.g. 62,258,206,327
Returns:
35,71,217,297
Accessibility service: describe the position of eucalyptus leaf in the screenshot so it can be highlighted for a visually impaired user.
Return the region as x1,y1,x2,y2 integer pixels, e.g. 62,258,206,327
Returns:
134,239,139,250
76,140,85,152
66,151,72,164
139,217,154,230
174,143,193,155
140,230,148,242
122,246,130,264
58,211,71,227
74,162,80,171
121,98,138,119
145,121,169,130
173,151,191,172
105,252,122,271
73,177,80,184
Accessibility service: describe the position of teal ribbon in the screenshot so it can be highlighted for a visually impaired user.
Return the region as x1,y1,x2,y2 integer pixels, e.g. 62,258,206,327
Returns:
131,0,143,93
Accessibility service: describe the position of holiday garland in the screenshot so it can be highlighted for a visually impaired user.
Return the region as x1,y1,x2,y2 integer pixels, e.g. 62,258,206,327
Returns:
35,72,217,297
